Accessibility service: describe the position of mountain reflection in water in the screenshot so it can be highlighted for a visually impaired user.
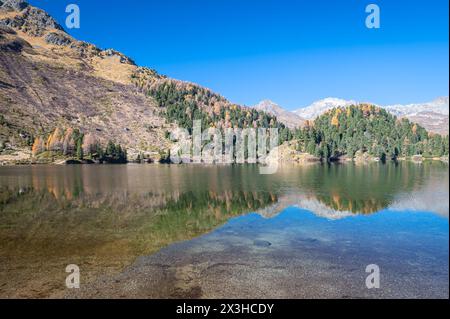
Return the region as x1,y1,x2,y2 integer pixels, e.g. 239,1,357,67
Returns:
0,162,448,298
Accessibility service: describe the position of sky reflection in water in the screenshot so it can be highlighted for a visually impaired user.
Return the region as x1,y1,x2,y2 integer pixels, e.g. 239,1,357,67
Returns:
0,162,448,298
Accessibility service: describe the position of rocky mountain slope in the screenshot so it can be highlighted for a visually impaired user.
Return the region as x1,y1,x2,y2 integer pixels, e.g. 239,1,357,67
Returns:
384,97,449,135
253,100,305,128
0,0,284,163
0,0,175,161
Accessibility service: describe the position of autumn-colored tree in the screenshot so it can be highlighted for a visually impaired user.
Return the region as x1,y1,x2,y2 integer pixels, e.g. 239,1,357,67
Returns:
32,137,45,157
213,102,222,116
346,108,352,117
331,115,339,127
47,127,64,153
82,133,97,156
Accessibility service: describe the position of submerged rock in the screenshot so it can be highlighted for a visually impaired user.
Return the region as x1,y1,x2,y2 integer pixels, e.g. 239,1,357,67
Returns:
253,240,272,247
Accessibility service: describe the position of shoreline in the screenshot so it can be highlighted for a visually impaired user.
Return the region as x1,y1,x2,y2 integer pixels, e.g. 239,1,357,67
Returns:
1,156,449,167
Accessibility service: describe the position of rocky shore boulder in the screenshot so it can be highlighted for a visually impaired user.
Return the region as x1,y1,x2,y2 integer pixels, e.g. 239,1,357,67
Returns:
266,140,320,164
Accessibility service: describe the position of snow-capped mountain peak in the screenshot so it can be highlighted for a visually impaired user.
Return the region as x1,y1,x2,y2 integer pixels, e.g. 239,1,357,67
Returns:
384,97,449,117
254,100,285,114
254,96,448,135
383,97,449,135
294,98,357,120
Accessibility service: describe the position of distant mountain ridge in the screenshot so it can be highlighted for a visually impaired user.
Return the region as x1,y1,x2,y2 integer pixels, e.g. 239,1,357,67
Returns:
253,97,449,135
384,97,449,135
385,97,449,116
252,100,305,128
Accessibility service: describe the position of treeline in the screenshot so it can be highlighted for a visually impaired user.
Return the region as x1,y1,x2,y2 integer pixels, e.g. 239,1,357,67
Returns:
130,67,448,163
150,81,268,130
293,104,449,161
145,79,291,141
32,128,127,163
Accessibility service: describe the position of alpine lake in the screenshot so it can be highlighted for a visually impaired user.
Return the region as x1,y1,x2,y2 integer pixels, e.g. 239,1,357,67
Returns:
0,162,448,298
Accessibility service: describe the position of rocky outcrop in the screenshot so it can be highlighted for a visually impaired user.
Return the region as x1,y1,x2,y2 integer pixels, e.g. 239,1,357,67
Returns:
44,31,73,46
0,25,31,52
411,155,423,163
0,0,29,12
0,4,63,36
266,140,320,164
99,49,136,65
0,1,135,66
354,150,379,163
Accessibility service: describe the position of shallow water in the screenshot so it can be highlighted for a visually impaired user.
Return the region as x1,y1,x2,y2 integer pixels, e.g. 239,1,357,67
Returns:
0,162,448,298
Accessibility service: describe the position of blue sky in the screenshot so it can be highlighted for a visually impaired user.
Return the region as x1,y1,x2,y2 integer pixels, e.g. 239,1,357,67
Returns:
29,0,449,110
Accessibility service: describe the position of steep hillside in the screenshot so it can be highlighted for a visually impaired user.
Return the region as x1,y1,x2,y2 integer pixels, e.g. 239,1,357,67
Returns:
132,70,287,133
0,31,172,152
0,1,175,161
0,1,290,164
